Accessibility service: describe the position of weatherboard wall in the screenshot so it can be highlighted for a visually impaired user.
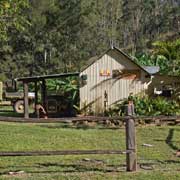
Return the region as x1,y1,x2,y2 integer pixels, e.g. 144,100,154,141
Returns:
80,49,150,114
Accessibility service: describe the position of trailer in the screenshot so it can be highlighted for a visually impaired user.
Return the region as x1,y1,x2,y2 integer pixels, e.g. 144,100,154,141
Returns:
0,81,34,113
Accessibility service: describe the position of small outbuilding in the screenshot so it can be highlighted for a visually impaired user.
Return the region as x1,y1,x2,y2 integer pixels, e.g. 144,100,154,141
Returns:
16,73,79,118
79,47,180,114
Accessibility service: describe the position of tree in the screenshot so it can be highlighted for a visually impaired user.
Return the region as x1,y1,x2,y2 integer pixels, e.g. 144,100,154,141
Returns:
152,39,180,75
0,0,29,41
0,0,180,81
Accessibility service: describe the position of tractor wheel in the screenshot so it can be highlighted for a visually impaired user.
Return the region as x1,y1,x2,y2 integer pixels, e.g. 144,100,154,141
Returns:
13,100,24,113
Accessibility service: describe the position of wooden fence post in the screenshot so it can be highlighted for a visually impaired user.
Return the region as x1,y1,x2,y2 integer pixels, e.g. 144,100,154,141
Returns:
125,102,137,171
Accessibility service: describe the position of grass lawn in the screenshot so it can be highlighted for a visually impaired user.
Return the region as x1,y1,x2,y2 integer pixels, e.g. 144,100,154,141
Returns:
0,106,22,117
0,121,179,179
0,106,34,117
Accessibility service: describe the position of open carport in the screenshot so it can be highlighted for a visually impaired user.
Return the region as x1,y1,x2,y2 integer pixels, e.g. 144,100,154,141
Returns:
16,72,79,118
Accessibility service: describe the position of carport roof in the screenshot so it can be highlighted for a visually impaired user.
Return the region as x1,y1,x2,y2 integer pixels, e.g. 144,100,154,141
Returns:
15,72,80,82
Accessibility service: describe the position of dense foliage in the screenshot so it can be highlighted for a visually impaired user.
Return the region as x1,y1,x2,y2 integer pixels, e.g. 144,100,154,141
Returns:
133,96,180,116
107,96,180,117
0,0,179,81
46,77,79,104
0,0,29,41
135,39,180,75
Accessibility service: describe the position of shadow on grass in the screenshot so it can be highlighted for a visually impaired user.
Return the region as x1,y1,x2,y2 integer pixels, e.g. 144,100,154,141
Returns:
38,124,123,130
0,112,36,118
138,159,180,170
1,160,180,175
0,111,23,118
0,110,14,112
165,128,179,151
0,162,126,175
154,128,180,151
164,160,180,164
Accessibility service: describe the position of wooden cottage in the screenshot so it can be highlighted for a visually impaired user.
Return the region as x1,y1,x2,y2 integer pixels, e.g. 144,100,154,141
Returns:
80,47,180,114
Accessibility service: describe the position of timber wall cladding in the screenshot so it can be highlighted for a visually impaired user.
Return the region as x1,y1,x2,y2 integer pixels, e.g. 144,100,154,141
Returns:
80,49,148,114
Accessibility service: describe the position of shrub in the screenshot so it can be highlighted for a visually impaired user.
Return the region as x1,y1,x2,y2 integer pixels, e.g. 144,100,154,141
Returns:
107,96,180,116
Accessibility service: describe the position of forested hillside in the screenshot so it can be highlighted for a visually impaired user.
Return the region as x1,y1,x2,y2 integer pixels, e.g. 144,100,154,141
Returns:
0,0,179,80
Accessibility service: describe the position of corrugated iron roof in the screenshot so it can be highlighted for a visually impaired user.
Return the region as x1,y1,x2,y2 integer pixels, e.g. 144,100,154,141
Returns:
142,66,160,74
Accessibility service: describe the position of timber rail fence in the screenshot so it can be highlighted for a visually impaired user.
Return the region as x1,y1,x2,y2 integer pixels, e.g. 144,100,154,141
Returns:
0,115,179,124
0,117,138,171
0,114,179,172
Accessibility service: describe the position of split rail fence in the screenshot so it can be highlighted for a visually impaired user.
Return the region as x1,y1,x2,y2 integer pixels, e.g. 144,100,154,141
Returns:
0,112,179,172
0,108,137,172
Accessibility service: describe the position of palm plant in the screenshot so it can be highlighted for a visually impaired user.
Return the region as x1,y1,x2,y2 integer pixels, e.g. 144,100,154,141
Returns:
46,77,79,103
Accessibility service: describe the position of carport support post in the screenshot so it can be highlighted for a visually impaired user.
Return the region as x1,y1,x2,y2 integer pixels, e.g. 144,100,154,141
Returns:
23,81,29,118
41,79,47,109
34,81,38,117
125,103,137,171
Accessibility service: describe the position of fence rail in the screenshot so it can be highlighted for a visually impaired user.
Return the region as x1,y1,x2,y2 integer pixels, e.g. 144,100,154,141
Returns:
0,115,136,171
0,115,179,124
0,150,128,157
1,113,179,171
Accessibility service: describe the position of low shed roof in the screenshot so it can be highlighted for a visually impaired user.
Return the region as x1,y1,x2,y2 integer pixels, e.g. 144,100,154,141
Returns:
15,72,80,82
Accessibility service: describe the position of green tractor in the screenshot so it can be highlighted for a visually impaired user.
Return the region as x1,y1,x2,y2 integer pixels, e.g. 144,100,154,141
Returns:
0,80,34,113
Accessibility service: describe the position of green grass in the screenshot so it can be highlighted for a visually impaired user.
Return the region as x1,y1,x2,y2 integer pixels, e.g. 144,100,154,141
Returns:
0,106,23,117
0,122,179,179
0,105,34,117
